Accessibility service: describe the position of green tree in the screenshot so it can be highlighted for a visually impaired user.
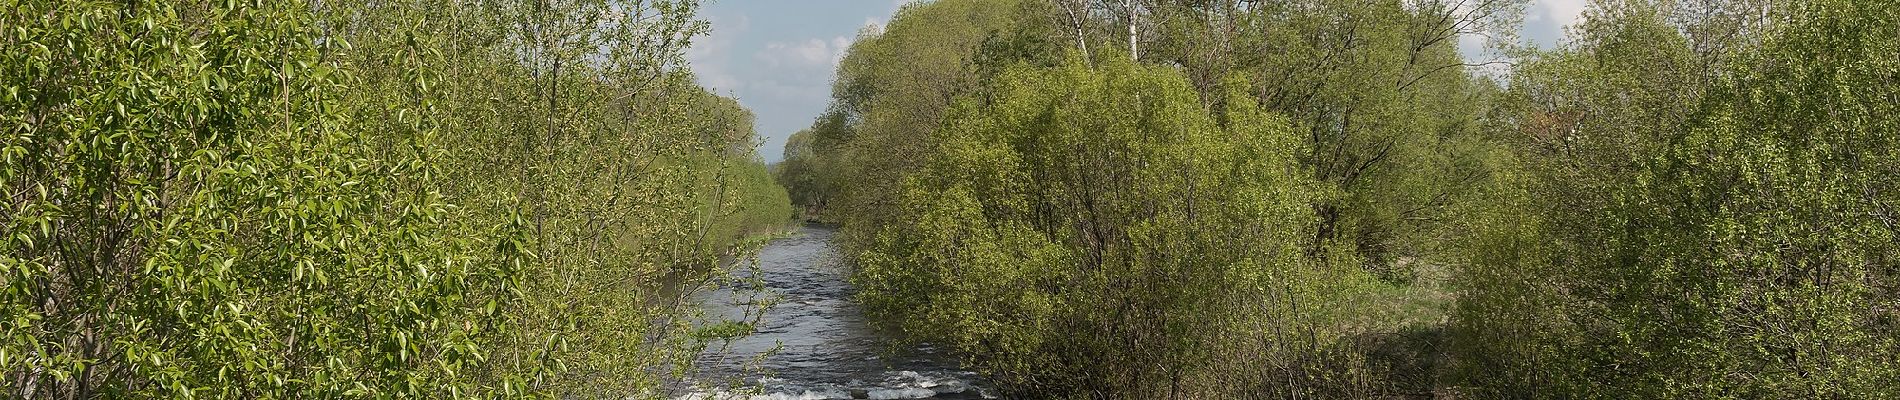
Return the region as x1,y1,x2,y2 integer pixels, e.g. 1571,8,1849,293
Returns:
791,0,1050,240
1,0,790,397
1455,0,1900,396
1077,0,1527,280
855,53,1405,398
0,1,523,396
773,129,829,218
790,0,1521,396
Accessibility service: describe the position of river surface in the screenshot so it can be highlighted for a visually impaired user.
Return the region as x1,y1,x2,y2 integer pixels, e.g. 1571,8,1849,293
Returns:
675,225,995,400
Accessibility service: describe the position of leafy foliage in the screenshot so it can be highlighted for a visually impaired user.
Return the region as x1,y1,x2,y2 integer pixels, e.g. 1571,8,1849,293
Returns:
1454,0,1900,397
781,0,1900,398
0,0,790,398
854,53,1385,397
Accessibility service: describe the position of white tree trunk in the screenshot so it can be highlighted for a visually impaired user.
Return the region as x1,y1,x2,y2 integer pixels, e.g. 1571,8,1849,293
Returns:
1127,0,1139,60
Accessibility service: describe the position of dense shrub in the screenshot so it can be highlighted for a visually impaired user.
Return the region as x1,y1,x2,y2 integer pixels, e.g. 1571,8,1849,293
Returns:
1,0,790,397
853,54,1411,398
791,0,1510,397
1454,0,1900,397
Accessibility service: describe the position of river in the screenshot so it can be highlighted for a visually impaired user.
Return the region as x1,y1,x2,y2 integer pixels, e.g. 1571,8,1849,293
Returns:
675,225,996,400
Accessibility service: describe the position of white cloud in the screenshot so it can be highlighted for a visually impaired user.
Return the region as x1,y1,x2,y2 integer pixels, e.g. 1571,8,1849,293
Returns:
1541,0,1588,27
832,37,854,64
764,39,827,67
1452,0,1588,77
681,1,926,162
1459,31,1488,59
1525,0,1588,27
758,35,856,69
687,15,749,92
1519,0,1589,47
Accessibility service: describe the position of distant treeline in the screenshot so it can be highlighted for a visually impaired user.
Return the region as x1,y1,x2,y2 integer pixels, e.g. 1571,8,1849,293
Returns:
775,0,1899,398
2,0,789,398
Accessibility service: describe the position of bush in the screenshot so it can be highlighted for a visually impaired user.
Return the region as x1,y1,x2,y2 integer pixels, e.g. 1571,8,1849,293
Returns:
0,0,790,397
853,53,1404,398
1454,1,1900,397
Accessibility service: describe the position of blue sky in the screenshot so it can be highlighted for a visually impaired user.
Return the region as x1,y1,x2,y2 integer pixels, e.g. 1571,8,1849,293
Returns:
687,0,1588,163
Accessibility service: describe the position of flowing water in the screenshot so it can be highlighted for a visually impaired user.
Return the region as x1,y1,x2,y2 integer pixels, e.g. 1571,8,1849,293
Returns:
675,225,995,400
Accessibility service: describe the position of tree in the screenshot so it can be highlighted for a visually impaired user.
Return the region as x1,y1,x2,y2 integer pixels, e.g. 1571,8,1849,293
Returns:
1455,0,1900,396
1125,0,1527,280
1,1,522,396
854,52,1405,398
1,0,789,397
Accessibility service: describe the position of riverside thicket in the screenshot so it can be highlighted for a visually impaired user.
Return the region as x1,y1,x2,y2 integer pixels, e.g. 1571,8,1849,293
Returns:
2,1,789,397
777,0,1899,398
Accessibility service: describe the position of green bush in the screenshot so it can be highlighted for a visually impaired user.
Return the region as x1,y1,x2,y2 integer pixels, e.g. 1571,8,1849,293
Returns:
0,1,524,396
1,0,790,397
1454,0,1900,397
853,53,1404,398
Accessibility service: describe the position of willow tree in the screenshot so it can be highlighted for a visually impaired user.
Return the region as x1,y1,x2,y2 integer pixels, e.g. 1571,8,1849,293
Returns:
2,0,788,398
853,53,1406,397
1054,0,1527,281
785,0,1055,244
1456,0,1900,396
319,0,787,396
1,1,522,397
